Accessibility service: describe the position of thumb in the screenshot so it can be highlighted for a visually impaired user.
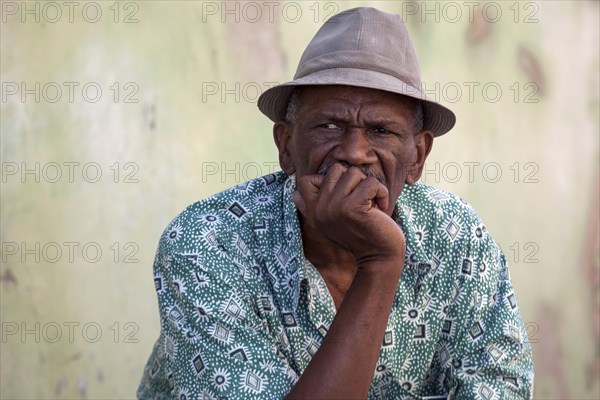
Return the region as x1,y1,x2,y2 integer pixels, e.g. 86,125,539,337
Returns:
292,190,307,217
294,174,323,217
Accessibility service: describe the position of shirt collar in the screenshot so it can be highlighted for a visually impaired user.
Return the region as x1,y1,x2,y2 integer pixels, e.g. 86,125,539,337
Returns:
397,183,430,267
281,174,307,311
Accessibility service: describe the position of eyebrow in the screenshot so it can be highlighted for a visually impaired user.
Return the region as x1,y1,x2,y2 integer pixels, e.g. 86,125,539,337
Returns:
310,110,412,132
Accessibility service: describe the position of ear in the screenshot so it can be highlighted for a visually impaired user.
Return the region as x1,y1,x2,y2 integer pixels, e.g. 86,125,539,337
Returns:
273,121,296,175
406,130,434,184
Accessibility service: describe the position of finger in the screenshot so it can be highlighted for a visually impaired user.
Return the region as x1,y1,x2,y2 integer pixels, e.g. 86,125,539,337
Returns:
318,162,347,198
330,166,367,199
374,185,390,212
294,174,324,216
351,177,389,212
292,190,307,217
296,174,324,196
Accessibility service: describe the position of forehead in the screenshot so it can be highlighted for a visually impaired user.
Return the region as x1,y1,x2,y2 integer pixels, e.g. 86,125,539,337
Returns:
296,85,415,121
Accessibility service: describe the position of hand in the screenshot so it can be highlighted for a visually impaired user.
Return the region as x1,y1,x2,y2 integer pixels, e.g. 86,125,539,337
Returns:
293,163,406,267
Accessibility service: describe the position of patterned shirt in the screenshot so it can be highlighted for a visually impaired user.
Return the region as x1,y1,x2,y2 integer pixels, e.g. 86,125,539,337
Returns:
137,172,534,399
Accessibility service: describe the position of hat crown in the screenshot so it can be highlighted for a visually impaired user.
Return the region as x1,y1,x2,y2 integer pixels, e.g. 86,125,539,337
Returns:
295,7,422,88
256,7,456,136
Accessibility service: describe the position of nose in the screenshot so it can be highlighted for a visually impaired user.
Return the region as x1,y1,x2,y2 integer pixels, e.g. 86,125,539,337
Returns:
333,127,377,166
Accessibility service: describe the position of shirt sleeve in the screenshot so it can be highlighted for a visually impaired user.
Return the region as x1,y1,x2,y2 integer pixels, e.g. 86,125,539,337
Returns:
137,213,298,399
440,228,534,399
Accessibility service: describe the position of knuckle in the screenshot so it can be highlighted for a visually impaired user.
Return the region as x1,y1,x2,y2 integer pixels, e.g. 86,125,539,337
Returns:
313,205,328,224
364,176,380,185
339,202,351,215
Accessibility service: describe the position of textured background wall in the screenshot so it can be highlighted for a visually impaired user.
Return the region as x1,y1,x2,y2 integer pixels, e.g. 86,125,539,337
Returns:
1,1,598,398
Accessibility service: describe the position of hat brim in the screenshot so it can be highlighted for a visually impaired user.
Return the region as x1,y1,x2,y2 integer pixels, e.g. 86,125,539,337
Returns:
258,68,456,137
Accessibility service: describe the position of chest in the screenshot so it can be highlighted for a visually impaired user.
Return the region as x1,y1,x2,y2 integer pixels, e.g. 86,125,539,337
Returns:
258,263,448,397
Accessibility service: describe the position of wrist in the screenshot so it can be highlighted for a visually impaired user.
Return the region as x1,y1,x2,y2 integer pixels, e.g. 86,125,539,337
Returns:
356,254,404,280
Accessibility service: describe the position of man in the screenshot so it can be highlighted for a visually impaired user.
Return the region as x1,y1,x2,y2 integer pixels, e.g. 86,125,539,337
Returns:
138,7,533,399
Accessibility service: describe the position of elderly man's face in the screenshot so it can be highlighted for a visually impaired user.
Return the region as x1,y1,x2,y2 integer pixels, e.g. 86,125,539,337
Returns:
274,85,433,215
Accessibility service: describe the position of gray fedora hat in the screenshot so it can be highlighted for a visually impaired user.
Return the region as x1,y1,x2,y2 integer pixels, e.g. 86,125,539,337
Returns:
257,7,456,137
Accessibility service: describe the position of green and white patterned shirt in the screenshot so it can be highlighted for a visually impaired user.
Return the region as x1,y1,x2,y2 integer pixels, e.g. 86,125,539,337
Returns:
138,172,533,399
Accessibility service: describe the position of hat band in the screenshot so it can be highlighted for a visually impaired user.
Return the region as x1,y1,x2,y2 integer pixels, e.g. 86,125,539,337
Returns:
294,50,422,89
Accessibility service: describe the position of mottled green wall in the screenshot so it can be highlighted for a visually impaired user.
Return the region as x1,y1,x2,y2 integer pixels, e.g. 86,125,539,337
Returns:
1,1,598,398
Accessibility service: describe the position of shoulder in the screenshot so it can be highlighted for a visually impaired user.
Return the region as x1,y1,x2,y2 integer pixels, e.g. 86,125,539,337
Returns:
399,182,504,280
161,172,286,248
399,181,486,235
153,172,289,281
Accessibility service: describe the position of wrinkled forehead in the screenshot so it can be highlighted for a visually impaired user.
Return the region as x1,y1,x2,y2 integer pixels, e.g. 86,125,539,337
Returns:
296,85,418,125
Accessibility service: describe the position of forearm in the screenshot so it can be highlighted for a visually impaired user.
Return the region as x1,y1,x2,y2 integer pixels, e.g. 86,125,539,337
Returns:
285,260,402,400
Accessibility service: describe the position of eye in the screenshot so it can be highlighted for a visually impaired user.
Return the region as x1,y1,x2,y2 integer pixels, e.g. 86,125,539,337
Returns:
370,127,393,135
319,123,340,130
